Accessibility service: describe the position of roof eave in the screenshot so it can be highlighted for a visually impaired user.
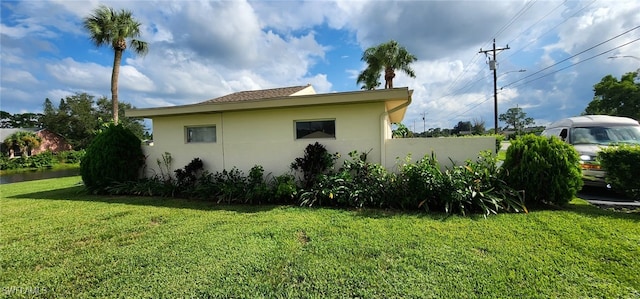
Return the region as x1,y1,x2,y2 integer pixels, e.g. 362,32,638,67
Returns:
126,87,412,118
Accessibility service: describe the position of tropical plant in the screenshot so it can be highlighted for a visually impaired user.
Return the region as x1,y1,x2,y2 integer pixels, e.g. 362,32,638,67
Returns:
83,5,148,125
3,131,41,157
357,68,382,90
291,142,338,189
356,40,417,89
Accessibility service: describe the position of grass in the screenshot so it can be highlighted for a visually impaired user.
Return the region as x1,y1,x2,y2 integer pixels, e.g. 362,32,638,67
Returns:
1,177,639,298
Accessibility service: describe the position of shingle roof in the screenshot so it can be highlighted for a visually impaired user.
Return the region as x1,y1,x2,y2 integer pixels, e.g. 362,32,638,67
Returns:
199,85,310,104
0,128,39,141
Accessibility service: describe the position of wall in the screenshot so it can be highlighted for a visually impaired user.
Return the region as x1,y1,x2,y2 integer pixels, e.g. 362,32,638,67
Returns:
33,130,72,155
142,104,495,178
384,136,496,171
142,102,386,177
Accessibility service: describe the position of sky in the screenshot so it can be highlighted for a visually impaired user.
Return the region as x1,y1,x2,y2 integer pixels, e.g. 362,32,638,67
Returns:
1,0,639,132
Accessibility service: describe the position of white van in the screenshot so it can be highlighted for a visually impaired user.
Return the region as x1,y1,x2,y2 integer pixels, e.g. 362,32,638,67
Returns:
541,115,640,187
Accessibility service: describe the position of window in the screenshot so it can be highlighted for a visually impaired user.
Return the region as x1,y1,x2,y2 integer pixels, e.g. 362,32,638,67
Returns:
186,126,216,143
295,120,335,139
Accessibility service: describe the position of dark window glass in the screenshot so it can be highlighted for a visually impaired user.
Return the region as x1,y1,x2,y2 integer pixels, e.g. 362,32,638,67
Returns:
295,120,335,139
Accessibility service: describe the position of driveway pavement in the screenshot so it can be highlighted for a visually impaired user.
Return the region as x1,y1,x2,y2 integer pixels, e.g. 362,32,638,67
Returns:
578,186,640,209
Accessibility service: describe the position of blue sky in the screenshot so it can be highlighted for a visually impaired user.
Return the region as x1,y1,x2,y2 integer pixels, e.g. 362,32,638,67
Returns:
1,0,639,132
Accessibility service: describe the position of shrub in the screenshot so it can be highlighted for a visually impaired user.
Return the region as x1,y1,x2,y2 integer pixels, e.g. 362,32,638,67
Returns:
55,150,85,164
174,158,204,190
212,168,248,204
441,151,526,216
270,174,298,203
80,124,144,193
337,150,391,208
291,142,338,189
599,144,640,200
500,134,582,206
393,153,445,210
246,165,271,204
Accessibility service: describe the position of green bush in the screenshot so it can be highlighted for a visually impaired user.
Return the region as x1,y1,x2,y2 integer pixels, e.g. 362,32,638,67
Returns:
174,158,204,190
393,153,445,210
441,152,526,216
501,134,582,206
0,152,55,170
291,142,337,189
55,150,85,164
80,124,144,193
270,174,297,203
299,151,392,208
598,144,640,200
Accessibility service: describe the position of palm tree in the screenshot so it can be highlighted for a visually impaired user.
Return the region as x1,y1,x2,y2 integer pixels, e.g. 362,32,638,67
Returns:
357,68,381,90
3,131,41,157
356,40,417,89
83,5,148,125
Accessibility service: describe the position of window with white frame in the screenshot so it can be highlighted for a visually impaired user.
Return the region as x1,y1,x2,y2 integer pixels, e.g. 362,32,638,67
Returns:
295,120,335,139
185,126,216,143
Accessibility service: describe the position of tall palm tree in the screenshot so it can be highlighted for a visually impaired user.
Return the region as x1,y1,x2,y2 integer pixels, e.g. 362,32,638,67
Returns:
83,5,148,125
356,40,417,89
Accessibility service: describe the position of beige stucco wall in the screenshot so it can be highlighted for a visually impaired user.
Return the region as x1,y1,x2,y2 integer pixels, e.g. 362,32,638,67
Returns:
384,136,496,171
142,102,387,177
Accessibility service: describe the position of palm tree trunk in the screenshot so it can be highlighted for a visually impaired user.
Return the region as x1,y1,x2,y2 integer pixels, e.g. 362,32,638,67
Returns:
385,67,395,89
111,49,123,125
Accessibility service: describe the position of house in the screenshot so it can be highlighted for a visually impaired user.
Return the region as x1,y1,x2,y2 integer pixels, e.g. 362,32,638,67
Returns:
126,85,494,177
0,128,73,157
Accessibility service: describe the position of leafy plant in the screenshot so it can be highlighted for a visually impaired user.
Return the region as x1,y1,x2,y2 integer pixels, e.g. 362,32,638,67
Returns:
599,144,640,200
336,150,391,208
245,165,271,204
394,153,445,210
80,124,144,193
500,134,582,206
441,152,526,216
270,174,298,203
291,142,338,189
174,158,204,190
157,152,173,183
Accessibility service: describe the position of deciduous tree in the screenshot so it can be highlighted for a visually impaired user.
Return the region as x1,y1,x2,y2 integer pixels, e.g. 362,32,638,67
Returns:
584,71,639,120
499,107,534,133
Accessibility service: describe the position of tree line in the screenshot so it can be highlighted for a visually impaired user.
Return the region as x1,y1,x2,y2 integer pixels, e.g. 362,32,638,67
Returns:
1,93,147,150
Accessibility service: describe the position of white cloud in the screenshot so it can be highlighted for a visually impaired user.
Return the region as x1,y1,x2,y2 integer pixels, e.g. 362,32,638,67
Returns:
1,69,38,84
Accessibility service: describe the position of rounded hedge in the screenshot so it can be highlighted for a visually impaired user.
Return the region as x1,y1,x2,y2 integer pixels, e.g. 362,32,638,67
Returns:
80,124,144,193
500,134,582,206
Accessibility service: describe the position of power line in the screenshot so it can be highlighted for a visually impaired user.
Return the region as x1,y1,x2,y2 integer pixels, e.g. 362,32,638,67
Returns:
494,0,537,40
437,1,538,101
505,0,596,60
504,0,568,47
504,37,640,89
502,25,640,89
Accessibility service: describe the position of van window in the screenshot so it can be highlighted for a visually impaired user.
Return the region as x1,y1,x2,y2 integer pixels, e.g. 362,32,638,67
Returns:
570,126,640,145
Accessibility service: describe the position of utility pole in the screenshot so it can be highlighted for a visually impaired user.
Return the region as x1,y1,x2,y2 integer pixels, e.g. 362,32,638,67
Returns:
480,39,509,134
421,111,427,135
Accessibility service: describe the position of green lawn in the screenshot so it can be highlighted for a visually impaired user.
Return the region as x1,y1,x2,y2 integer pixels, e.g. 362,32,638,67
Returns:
1,177,639,298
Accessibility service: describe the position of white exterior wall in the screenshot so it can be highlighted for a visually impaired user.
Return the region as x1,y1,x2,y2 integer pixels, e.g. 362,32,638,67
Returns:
142,102,386,176
384,137,496,171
